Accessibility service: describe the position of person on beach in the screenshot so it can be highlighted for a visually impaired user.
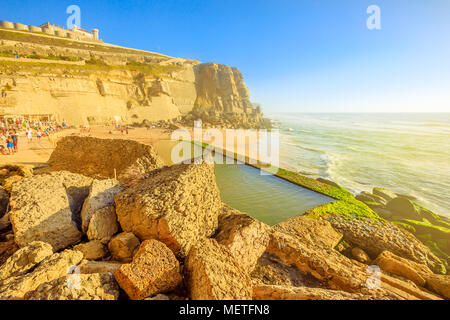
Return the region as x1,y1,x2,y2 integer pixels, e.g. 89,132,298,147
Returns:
12,130,18,152
26,129,32,143
37,130,42,141
6,136,14,154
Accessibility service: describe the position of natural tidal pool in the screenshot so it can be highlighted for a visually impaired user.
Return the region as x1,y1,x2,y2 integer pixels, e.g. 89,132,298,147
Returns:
153,140,334,225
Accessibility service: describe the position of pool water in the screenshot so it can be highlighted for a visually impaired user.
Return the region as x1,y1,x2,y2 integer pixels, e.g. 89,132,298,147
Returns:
152,140,334,225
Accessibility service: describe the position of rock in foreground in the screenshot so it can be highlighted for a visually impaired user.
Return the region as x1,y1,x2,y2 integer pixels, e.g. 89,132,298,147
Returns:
108,232,140,262
25,273,119,300
0,249,84,299
215,207,270,271
328,216,445,274
115,161,222,258
184,238,252,300
0,241,53,282
9,171,92,250
114,240,182,300
81,179,123,233
46,136,164,183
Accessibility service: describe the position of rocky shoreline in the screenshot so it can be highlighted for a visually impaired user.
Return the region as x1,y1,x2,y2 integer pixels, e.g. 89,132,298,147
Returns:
0,136,448,300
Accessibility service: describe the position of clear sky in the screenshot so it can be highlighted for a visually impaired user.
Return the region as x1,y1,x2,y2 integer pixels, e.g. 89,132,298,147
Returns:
2,0,450,113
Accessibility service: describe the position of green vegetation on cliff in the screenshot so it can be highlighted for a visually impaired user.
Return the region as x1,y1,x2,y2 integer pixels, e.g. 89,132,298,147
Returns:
0,59,183,77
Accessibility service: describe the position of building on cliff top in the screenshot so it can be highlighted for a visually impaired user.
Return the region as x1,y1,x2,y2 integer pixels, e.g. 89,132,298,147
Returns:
0,20,100,43
39,22,99,41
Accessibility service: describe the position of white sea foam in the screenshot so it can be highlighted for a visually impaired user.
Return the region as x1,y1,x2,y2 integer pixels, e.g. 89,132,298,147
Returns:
270,113,450,218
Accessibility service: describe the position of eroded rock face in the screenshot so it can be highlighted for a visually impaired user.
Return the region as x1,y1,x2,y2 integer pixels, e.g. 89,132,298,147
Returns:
425,274,450,299
115,161,222,258
74,241,108,260
81,179,123,232
86,206,119,242
0,241,53,282
273,215,343,249
25,273,119,300
47,137,164,183
215,207,270,271
9,171,93,251
327,216,445,274
194,63,252,114
253,284,377,300
0,249,84,299
250,253,327,288
108,232,140,263
114,240,182,300
266,230,372,294
184,238,252,300
373,251,432,287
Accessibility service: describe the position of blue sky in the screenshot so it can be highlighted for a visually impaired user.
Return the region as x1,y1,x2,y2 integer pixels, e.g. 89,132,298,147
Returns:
2,0,450,113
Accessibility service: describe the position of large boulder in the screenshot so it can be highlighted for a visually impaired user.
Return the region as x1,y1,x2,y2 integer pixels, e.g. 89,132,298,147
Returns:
266,230,372,294
215,206,270,271
46,136,164,183
25,273,119,300
0,249,84,299
273,215,342,249
328,216,445,274
266,230,438,300
386,197,420,220
425,274,450,299
108,232,141,262
184,238,252,300
355,192,388,206
81,179,123,233
74,240,108,260
0,241,53,282
114,240,182,300
373,187,397,202
86,206,119,242
373,251,450,299
373,251,432,286
115,161,222,258
9,171,92,251
250,252,326,288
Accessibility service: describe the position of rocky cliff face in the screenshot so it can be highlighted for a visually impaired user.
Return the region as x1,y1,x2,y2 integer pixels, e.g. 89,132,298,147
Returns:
0,33,263,126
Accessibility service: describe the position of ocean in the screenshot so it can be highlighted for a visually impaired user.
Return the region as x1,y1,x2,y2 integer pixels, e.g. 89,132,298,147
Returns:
268,113,450,218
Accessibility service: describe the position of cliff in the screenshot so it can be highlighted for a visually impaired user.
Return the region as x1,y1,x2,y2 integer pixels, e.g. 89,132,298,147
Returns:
0,29,264,127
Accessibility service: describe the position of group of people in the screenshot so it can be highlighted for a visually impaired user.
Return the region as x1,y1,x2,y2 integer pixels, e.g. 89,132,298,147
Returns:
0,118,69,155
